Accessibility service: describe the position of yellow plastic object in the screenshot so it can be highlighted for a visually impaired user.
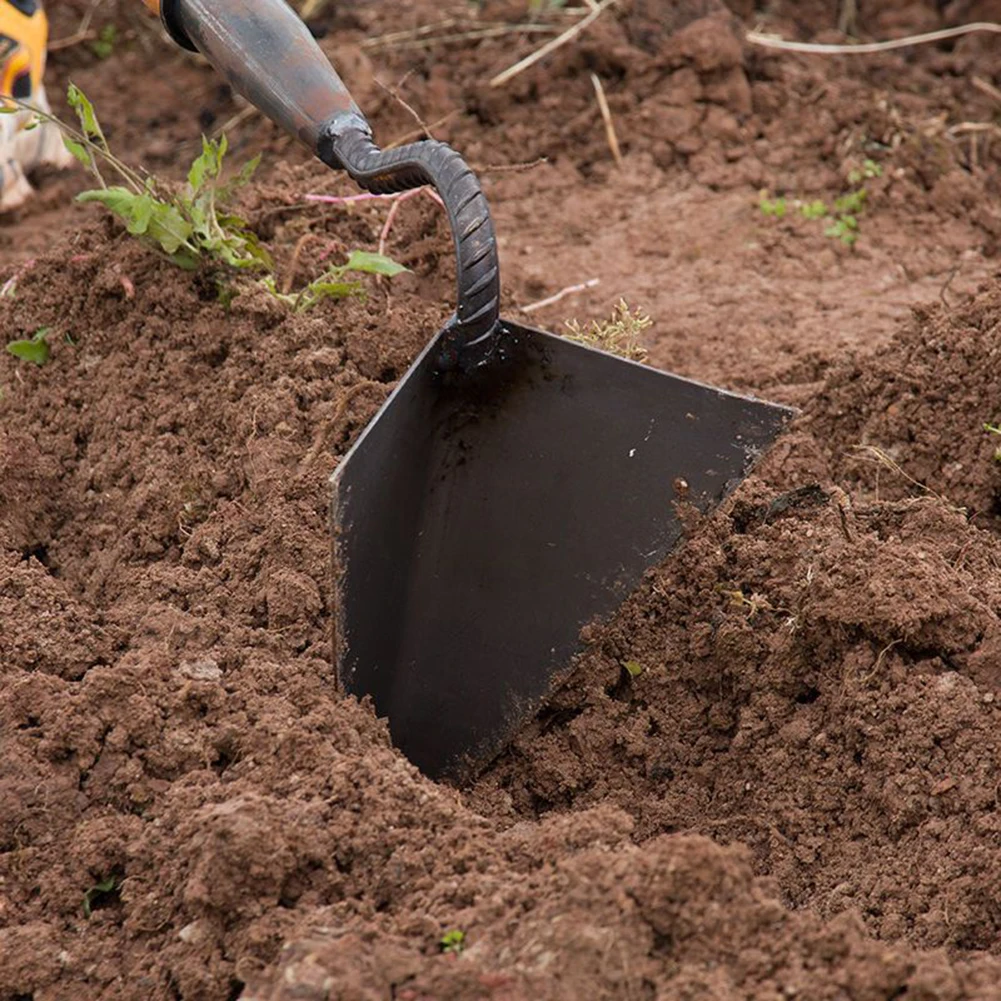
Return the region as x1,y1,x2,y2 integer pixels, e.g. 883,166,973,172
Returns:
0,1,72,209
0,0,48,101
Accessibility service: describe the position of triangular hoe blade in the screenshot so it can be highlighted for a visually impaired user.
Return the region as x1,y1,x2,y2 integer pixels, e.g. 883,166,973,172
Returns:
331,322,794,781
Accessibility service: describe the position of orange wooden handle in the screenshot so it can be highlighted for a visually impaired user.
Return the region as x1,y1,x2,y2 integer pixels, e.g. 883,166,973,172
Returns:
142,0,160,12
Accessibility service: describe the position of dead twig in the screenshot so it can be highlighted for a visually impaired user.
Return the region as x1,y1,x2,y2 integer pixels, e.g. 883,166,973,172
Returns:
491,0,620,88
972,76,1001,104
385,110,461,150
364,22,558,54
591,73,623,168
283,233,332,294
470,156,548,174
211,102,260,140
379,188,445,257
375,75,435,140
48,0,101,51
302,188,447,257
746,21,1001,56
939,262,962,308
522,278,600,314
849,444,956,508
299,380,387,472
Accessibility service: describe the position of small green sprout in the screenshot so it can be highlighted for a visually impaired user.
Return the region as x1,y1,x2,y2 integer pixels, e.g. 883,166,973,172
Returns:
847,158,882,186
262,250,408,312
623,660,644,678
757,193,787,218
83,875,118,918
440,929,466,954
833,189,867,216
799,200,828,220
759,157,881,248
824,216,860,246
89,25,118,60
6,326,52,366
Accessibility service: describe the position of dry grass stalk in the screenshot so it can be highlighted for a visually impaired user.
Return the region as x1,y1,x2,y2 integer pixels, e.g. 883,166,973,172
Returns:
746,21,1001,56
490,0,620,88
590,73,623,168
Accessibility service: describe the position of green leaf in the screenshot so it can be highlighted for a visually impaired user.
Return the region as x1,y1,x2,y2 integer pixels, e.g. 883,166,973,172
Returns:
440,929,466,954
233,153,261,190
146,203,195,255
77,185,145,222
62,137,92,169
79,187,195,258
799,200,828,220
7,328,51,366
187,136,223,194
67,83,106,148
89,25,118,60
343,250,408,277
623,659,644,678
78,187,155,237
82,875,117,918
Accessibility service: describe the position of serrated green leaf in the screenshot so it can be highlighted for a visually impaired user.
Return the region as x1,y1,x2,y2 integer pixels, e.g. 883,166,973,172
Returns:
187,199,211,240
221,153,262,202
146,202,194,255
234,152,260,187
79,187,194,257
77,186,149,232
187,136,221,194
343,250,408,277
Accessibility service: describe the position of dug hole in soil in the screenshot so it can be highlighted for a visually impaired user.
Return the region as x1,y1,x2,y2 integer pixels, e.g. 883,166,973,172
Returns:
5,0,1001,998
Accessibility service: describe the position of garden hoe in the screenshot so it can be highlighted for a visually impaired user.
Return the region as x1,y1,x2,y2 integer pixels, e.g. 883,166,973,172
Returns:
155,0,794,781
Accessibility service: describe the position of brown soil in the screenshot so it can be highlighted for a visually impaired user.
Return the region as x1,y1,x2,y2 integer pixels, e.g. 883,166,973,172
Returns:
5,1,1001,998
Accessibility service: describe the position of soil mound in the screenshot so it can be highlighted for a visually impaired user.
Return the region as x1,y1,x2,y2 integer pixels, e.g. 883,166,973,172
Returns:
805,285,1001,520
2,194,1001,1001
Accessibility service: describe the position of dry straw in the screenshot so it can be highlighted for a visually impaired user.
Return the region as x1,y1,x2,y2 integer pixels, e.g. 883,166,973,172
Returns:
746,21,1001,56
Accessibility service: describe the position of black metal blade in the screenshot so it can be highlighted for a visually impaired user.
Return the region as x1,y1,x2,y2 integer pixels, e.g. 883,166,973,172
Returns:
331,322,794,781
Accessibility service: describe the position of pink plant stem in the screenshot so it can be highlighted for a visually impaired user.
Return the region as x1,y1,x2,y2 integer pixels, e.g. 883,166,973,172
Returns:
378,188,446,257
303,186,447,258
0,257,35,298
303,192,397,205
379,189,423,257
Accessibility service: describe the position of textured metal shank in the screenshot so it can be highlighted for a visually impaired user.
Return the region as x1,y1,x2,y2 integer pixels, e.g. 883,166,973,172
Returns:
321,127,501,355
170,0,361,149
